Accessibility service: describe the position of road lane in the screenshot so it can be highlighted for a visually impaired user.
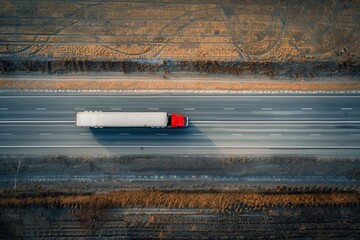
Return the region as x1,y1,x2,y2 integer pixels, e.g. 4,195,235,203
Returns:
0,94,359,121
0,93,359,155
0,122,359,148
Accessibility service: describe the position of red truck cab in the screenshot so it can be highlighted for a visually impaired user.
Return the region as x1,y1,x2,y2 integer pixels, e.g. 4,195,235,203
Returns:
169,113,188,128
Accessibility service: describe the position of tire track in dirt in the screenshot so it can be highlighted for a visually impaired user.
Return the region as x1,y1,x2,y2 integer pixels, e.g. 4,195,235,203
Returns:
1,0,359,61
1,202,358,238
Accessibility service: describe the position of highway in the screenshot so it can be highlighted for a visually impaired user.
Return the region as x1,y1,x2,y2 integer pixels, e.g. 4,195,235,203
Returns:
0,93,359,155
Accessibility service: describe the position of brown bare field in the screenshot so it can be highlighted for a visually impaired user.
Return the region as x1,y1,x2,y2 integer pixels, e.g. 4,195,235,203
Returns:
0,0,359,62
1,0,359,90
1,78,360,91
1,201,358,238
1,191,358,211
0,156,358,238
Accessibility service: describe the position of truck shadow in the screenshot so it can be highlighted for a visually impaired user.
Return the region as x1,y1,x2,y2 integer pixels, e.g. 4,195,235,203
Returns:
89,124,219,155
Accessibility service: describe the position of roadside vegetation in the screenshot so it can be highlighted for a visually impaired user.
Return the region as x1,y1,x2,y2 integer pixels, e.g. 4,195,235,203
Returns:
1,190,358,211
1,75,360,91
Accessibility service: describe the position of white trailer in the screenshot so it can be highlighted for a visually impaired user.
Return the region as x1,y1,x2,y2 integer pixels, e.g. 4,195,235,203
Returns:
76,112,169,128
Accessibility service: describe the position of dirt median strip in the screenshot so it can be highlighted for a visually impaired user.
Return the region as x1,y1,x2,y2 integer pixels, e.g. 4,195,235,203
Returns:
1,191,358,210
1,79,360,91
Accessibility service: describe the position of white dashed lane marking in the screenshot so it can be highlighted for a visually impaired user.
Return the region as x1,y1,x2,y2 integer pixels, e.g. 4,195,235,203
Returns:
35,108,47,110
0,133,12,136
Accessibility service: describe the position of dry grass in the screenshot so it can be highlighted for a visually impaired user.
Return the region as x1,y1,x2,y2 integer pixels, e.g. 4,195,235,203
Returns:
0,191,358,211
1,79,360,91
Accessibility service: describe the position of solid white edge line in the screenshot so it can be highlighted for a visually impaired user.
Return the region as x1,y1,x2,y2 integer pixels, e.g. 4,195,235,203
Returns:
39,133,52,135
301,108,313,110
1,120,360,125
0,146,359,149
191,121,360,124
35,108,47,110
2,95,360,98
223,108,235,110
1,120,360,124
261,108,273,110
0,121,75,123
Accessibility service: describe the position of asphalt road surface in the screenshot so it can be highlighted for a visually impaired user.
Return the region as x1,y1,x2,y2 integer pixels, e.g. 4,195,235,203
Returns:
0,93,359,155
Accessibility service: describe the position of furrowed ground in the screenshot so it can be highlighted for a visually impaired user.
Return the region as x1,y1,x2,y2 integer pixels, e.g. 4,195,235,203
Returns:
0,190,359,238
0,0,359,84
0,154,359,238
1,0,359,61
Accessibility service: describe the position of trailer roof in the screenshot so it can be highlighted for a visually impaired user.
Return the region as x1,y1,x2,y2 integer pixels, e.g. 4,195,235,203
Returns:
76,112,168,127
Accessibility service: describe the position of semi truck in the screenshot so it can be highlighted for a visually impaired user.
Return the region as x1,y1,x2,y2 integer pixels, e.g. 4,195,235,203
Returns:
76,112,188,128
